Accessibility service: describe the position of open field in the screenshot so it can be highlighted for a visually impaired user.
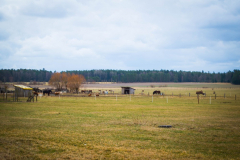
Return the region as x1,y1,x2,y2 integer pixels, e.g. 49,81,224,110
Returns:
0,83,240,159
4,82,240,91
82,82,240,89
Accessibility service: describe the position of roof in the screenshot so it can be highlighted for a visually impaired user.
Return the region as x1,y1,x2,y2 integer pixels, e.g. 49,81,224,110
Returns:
121,87,135,90
14,85,33,90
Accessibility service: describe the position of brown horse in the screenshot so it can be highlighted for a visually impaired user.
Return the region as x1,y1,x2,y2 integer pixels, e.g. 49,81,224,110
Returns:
196,91,205,95
55,92,60,95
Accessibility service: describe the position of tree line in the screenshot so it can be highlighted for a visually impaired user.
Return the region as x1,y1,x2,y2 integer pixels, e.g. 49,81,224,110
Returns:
0,69,239,84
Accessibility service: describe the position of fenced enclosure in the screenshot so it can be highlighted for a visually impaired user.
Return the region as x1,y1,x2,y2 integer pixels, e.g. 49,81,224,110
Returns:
1,87,238,105
1,88,240,159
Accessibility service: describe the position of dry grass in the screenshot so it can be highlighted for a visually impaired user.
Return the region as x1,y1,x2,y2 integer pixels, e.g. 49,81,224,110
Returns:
0,85,240,159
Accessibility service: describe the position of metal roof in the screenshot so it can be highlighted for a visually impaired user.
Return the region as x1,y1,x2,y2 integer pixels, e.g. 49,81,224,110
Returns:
14,85,33,90
121,87,136,89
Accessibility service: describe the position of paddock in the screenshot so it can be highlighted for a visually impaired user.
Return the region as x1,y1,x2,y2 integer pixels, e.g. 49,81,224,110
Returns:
0,90,239,159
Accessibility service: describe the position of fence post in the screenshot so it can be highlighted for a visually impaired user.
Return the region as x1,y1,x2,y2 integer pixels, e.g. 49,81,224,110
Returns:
198,95,199,104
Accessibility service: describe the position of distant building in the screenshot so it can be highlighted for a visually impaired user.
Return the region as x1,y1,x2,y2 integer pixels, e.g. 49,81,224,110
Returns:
14,85,33,97
121,87,135,94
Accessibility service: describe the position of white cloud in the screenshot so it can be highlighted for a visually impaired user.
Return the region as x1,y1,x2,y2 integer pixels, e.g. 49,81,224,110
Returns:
0,0,239,72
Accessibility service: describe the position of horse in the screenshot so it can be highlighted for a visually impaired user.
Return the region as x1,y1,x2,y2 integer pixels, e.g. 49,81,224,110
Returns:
55,92,61,95
43,89,52,96
196,90,205,95
33,91,38,96
153,90,161,95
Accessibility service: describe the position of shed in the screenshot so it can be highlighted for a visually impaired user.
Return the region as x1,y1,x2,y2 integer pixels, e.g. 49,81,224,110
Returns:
121,87,135,94
14,85,33,97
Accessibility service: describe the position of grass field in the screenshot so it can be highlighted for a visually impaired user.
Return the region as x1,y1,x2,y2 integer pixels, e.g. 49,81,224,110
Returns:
0,84,240,159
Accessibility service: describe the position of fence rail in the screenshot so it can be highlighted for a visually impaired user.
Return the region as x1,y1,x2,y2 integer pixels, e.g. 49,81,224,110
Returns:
0,92,238,103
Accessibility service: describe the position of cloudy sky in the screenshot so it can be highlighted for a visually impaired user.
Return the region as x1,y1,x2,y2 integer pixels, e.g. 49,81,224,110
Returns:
0,0,239,73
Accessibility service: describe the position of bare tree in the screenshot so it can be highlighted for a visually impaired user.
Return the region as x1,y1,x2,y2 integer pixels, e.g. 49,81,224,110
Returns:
61,72,70,90
68,74,86,93
49,73,62,91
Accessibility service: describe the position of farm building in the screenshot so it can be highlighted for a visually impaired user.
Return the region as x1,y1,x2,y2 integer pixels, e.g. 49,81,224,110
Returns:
121,87,135,94
14,85,33,97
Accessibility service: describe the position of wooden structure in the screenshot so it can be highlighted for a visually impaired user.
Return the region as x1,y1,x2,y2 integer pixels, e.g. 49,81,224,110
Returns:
27,95,37,102
14,85,33,97
121,87,135,94
13,85,36,102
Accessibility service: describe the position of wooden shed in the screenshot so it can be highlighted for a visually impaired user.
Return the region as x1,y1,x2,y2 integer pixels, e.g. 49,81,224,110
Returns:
121,87,135,94
14,85,33,97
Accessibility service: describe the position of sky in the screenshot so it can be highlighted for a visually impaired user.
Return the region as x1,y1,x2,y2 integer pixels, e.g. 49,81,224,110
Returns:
0,0,240,73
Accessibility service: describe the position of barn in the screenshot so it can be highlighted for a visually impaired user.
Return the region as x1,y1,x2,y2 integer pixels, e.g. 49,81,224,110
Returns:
121,87,135,94
14,85,33,97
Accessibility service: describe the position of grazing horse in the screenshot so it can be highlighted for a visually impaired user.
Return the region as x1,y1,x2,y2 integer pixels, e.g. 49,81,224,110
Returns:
33,91,38,96
43,89,52,96
55,92,60,95
196,90,205,95
153,90,161,95
33,87,42,93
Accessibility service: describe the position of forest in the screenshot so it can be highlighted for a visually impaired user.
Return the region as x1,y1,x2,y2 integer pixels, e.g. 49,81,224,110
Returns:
0,69,240,84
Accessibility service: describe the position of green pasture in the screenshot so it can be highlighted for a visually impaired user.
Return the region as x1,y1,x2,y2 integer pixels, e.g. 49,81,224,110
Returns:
0,86,240,159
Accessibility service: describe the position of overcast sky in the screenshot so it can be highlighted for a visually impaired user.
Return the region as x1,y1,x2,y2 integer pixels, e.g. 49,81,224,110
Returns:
0,0,239,73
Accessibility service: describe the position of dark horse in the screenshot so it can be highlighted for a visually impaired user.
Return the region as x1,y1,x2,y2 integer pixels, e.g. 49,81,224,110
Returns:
32,87,42,96
32,87,42,92
196,90,205,95
153,90,161,95
43,89,52,96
